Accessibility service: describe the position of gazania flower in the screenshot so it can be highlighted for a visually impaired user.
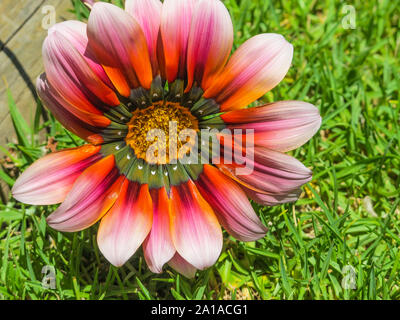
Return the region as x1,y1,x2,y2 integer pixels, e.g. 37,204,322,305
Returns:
12,0,321,278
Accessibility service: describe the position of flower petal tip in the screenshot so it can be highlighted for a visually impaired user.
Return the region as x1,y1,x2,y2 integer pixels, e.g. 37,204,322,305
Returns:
168,253,197,279
205,33,294,111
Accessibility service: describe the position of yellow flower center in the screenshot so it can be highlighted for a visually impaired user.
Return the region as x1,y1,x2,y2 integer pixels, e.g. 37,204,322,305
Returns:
126,102,199,164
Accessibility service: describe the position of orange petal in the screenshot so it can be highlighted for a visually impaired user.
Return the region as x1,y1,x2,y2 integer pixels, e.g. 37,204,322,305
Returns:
12,145,102,205
125,0,162,75
204,34,293,111
43,31,119,109
169,180,222,270
143,188,176,273
186,0,233,91
160,0,195,82
221,101,322,152
46,155,123,232
37,74,108,144
196,165,267,242
88,2,153,94
98,180,153,267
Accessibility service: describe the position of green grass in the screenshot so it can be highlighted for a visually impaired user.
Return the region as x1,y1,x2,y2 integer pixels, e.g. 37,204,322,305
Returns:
0,0,399,300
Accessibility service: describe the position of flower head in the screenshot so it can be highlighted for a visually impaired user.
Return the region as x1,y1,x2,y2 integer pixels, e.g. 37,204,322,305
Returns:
12,0,321,277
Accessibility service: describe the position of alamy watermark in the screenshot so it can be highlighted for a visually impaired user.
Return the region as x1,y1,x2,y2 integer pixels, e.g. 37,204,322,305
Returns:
144,123,255,175
342,5,356,29
341,265,357,290
41,5,56,30
41,265,56,290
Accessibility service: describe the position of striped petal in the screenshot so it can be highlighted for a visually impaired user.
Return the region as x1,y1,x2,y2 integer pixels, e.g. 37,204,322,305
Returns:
125,0,162,75
196,165,267,242
87,2,153,96
186,0,233,91
170,180,222,270
160,0,195,83
12,145,102,206
204,34,293,111
245,187,302,206
221,101,322,152
47,155,123,232
49,20,114,88
98,180,153,267
43,31,119,111
218,147,312,196
37,74,106,145
143,188,176,273
168,253,197,279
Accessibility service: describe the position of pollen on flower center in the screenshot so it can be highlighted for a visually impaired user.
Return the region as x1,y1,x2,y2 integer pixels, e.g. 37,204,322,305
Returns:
126,102,199,164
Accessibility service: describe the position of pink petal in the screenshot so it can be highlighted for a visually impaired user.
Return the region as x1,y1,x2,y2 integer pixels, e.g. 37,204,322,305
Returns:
97,180,153,267
43,31,119,110
170,181,223,270
186,0,233,91
168,253,197,279
12,145,102,206
218,147,312,196
87,2,153,96
221,101,322,152
125,0,162,75
245,187,302,206
143,188,176,273
204,34,293,111
49,21,114,88
46,155,123,232
37,74,106,145
196,165,267,242
160,0,195,83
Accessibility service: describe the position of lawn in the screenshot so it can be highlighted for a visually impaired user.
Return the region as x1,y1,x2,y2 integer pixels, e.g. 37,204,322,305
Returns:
0,0,399,300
